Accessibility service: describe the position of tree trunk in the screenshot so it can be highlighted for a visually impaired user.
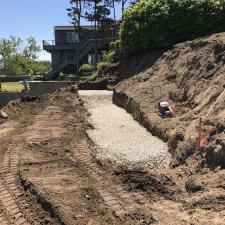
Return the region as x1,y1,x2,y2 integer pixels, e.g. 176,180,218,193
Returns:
94,0,98,67
113,0,116,20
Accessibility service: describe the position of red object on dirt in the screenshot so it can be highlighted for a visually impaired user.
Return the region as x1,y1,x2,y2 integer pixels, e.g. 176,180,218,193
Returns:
168,106,175,117
199,126,216,148
199,138,206,148
157,102,174,118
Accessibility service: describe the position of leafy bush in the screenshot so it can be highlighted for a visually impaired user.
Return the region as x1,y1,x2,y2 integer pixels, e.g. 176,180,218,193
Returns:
121,0,225,55
102,51,115,63
79,64,94,75
86,71,101,81
96,61,109,72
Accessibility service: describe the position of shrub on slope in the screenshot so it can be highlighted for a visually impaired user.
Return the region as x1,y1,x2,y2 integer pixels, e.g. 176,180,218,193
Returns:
121,0,225,55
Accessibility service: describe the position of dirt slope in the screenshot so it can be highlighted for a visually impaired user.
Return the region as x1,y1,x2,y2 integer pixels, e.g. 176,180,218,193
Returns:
114,32,225,169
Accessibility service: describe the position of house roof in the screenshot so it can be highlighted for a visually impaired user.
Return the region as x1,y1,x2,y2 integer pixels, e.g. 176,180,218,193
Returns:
54,21,120,31
54,26,96,31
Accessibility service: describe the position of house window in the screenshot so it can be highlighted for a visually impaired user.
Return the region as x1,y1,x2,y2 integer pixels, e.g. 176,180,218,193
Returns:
66,32,79,42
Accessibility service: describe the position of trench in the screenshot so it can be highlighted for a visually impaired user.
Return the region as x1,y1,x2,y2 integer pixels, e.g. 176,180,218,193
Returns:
79,90,170,168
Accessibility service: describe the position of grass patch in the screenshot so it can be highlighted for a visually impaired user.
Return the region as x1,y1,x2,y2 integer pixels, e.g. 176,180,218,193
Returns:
0,82,24,92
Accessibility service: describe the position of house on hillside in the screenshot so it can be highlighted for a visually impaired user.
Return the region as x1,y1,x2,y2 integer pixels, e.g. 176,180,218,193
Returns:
43,23,119,80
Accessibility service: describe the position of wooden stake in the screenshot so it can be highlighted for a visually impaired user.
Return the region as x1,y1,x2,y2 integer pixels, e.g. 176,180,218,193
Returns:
198,117,202,148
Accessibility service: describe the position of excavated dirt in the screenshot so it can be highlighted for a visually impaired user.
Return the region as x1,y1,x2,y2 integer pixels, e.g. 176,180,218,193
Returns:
0,85,225,224
114,32,225,170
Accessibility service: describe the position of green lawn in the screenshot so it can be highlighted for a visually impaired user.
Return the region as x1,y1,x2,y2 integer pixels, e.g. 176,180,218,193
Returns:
0,82,24,92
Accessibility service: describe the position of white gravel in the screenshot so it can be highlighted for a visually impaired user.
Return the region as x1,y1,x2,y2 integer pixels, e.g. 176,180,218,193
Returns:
79,90,170,168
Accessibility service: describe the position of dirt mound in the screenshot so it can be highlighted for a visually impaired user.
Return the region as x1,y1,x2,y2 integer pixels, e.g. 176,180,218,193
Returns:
114,168,177,198
114,32,225,169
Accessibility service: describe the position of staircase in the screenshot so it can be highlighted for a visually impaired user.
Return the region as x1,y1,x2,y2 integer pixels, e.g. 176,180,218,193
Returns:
44,38,112,81
44,56,68,80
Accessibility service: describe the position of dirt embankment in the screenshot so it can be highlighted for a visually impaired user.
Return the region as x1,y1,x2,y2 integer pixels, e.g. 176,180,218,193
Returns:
114,32,225,169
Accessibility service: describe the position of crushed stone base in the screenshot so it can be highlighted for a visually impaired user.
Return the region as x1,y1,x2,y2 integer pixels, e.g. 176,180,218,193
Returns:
79,90,170,168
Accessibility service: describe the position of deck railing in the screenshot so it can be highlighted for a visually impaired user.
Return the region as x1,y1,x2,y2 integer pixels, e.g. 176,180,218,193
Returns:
43,37,116,49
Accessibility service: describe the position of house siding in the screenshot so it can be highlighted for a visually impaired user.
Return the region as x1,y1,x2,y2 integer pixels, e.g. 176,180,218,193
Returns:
43,24,119,77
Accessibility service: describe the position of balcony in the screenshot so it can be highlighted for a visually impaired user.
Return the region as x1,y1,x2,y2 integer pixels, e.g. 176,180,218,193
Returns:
43,37,116,52
43,40,80,51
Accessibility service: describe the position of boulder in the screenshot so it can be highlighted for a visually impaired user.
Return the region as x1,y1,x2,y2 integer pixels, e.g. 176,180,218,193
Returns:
0,109,8,119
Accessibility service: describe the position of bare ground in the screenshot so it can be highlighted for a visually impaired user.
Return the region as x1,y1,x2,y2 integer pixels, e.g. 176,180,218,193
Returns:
114,32,225,169
0,86,224,224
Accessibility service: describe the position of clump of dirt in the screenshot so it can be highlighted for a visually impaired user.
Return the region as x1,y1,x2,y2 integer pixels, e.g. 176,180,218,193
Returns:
114,168,177,198
114,32,225,169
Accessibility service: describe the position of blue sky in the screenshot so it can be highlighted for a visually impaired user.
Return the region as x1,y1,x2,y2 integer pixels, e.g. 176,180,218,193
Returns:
0,0,123,61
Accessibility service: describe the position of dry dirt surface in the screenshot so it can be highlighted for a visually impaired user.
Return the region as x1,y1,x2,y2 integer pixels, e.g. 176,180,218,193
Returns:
0,86,225,224
0,87,170,225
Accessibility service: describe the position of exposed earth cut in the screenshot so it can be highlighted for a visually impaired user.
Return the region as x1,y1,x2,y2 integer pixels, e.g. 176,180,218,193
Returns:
114,33,225,169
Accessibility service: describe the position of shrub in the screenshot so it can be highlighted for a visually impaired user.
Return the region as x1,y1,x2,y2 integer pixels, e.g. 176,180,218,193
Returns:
96,61,109,72
79,64,94,75
86,71,100,81
102,51,115,63
121,0,225,55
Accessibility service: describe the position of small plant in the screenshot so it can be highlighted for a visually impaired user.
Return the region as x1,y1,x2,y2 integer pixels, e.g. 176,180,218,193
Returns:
79,64,94,75
86,71,101,81
102,50,115,63
97,61,109,72
59,72,65,80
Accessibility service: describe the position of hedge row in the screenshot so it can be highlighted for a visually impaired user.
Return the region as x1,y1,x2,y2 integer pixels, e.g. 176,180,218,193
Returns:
120,0,225,55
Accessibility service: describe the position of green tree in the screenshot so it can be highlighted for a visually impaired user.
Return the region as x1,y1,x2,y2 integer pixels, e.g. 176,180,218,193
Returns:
1,36,50,77
0,36,22,63
67,0,84,28
68,0,112,69
23,37,41,60
5,54,51,77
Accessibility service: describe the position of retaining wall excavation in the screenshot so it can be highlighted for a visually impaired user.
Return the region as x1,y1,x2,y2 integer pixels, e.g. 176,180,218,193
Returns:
79,90,170,168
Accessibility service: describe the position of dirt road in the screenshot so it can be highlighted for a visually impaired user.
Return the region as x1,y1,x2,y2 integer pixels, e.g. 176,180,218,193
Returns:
79,90,170,168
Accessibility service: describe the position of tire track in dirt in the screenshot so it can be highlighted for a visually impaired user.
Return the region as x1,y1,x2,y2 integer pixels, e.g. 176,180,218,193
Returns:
0,211,9,225
72,140,148,219
0,103,62,225
17,94,151,223
0,142,31,225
